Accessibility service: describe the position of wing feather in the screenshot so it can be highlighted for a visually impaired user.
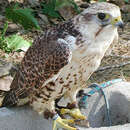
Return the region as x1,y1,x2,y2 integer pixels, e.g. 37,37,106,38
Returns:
2,33,72,107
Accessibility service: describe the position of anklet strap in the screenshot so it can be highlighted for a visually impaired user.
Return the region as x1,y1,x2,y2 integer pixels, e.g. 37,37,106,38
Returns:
52,114,59,120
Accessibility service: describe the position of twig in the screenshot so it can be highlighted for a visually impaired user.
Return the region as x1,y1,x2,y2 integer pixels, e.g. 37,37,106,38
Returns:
105,54,130,59
96,61,130,72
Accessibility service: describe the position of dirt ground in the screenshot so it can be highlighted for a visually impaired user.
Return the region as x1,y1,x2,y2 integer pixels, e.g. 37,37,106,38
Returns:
0,0,130,87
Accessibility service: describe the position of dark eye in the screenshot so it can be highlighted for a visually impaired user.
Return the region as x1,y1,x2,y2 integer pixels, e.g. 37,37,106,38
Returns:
98,13,106,20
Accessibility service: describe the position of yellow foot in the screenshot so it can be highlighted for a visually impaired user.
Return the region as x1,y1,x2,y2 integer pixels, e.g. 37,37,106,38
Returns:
53,114,77,130
60,108,86,120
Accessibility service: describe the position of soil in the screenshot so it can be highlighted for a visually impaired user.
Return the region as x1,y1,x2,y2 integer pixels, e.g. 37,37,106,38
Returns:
0,0,130,87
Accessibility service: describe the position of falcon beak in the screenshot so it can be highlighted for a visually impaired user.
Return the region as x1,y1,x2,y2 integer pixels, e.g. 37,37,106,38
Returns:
111,16,124,30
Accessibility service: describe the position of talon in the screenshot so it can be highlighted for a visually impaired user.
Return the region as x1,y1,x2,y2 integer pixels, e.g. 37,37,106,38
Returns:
60,108,70,115
62,119,75,124
60,108,86,120
53,114,77,130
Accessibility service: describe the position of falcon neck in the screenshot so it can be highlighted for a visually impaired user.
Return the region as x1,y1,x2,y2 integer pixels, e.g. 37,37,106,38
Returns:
72,16,118,60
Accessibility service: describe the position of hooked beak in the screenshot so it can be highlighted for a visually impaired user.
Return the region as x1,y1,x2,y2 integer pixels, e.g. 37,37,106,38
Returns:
111,16,124,30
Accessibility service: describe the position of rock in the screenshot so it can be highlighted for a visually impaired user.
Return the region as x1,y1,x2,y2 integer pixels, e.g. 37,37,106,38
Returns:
0,21,19,33
7,23,19,33
77,81,130,128
28,0,40,7
0,81,130,130
80,3,90,9
59,6,77,20
0,76,12,91
8,0,24,3
38,14,49,24
0,15,5,21
0,60,13,77
88,124,130,130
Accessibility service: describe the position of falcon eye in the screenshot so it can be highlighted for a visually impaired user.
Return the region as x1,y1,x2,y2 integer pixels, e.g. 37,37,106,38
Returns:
98,13,106,20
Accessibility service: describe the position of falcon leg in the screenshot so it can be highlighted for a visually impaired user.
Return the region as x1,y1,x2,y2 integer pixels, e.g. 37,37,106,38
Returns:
52,114,76,130
60,90,87,120
44,101,77,130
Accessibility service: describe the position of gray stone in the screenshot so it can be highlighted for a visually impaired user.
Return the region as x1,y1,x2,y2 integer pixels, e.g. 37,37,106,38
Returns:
0,106,52,130
0,81,130,130
78,81,130,128
0,60,13,77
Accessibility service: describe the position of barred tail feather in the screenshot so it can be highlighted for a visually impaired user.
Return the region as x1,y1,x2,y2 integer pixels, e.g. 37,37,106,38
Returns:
0,91,7,107
2,91,18,107
0,97,4,107
2,91,29,107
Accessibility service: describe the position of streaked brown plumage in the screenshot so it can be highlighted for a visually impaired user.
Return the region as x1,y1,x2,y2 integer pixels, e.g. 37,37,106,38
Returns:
2,19,77,106
1,2,123,129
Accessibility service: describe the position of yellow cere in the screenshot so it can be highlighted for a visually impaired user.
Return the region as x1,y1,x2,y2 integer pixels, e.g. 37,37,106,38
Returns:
111,16,122,25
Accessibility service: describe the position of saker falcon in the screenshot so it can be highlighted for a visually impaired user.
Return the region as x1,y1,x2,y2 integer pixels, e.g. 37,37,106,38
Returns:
1,2,124,130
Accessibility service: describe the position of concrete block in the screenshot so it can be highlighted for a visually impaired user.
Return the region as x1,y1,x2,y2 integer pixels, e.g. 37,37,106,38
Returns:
0,106,130,130
0,106,52,130
78,81,130,128
0,81,130,130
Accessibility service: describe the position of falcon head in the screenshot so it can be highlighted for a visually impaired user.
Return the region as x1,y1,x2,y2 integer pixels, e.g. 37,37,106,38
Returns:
74,2,124,37
80,2,124,29
74,2,123,52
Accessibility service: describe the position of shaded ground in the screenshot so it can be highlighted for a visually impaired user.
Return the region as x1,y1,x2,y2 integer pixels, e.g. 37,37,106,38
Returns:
0,0,130,87
0,1,130,129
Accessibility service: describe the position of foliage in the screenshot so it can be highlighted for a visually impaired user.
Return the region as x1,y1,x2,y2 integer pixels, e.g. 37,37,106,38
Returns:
41,0,64,20
5,5,40,30
0,22,11,53
41,0,80,20
124,0,129,3
0,21,8,42
0,22,31,53
5,34,31,52
1,0,80,53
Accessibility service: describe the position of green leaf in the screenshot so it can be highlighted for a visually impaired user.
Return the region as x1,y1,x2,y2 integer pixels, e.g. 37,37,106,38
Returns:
42,0,64,20
68,0,81,14
1,21,8,40
0,22,31,53
124,0,129,3
5,6,40,30
41,0,80,20
5,34,31,52
0,21,9,52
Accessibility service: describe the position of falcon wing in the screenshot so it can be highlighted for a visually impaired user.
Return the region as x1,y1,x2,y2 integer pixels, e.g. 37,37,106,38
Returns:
2,34,72,107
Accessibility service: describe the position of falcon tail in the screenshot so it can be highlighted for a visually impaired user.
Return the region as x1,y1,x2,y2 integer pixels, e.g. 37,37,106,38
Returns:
0,91,7,107
0,70,29,107
0,90,29,107
0,90,17,107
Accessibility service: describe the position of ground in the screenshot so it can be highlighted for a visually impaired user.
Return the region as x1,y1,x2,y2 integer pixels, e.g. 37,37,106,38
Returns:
0,1,130,129
0,0,130,89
